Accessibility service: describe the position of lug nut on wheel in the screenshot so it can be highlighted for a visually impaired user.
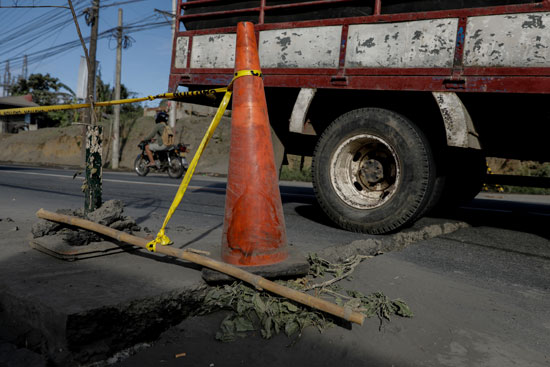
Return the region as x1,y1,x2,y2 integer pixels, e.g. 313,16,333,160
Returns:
361,159,384,184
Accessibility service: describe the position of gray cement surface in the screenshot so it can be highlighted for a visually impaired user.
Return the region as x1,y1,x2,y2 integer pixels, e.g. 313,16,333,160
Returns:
1,165,549,366
0,214,466,366
0,218,208,365
112,228,550,367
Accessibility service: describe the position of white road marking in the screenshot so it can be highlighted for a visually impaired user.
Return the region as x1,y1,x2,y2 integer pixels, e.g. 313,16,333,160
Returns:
0,169,314,197
460,206,511,213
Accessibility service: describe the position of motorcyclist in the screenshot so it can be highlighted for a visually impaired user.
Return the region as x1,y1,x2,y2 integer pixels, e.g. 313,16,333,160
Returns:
144,111,169,168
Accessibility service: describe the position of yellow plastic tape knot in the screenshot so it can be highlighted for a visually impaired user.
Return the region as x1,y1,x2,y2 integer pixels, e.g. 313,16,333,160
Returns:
157,233,173,246
146,230,172,252
146,241,157,252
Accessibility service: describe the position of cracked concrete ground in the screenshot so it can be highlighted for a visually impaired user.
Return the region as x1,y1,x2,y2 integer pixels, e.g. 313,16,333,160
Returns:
0,211,466,366
1,165,549,366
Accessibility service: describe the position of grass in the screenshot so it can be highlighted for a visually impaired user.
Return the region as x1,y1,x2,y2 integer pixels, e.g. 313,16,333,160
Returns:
280,165,312,182
486,162,550,195
500,186,550,195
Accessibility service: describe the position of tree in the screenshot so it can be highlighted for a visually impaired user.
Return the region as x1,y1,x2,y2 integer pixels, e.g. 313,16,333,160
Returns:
9,73,76,127
10,73,142,127
95,74,141,114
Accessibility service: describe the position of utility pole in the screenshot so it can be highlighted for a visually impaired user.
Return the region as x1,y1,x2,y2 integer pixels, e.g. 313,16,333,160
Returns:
169,0,177,128
84,0,102,213
2,62,5,97
68,0,103,213
112,8,122,169
85,0,100,126
3,61,11,97
22,55,28,80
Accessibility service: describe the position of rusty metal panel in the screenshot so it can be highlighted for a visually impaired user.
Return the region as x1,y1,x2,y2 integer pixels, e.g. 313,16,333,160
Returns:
345,18,459,68
180,73,550,93
174,36,190,69
190,33,236,69
464,12,550,67
258,26,342,68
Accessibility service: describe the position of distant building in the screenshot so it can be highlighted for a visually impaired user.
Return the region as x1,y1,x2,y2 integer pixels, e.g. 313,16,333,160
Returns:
0,95,39,133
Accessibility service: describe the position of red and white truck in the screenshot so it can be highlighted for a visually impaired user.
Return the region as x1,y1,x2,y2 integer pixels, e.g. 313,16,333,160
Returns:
169,0,550,233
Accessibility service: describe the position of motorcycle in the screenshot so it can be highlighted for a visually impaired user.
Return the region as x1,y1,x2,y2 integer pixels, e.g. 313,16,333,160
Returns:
134,140,189,178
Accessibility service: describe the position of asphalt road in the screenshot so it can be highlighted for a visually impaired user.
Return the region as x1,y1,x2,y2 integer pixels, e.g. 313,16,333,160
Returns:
0,164,372,254
1,164,549,366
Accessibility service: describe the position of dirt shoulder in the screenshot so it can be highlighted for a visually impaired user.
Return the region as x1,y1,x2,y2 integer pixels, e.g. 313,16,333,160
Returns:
0,105,232,176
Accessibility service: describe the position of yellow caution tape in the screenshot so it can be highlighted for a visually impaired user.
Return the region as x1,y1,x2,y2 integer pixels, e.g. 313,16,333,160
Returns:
146,69,262,252
0,89,221,116
234,69,262,79
0,69,262,117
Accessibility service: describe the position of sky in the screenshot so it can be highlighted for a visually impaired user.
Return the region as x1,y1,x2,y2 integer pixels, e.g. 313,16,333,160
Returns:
0,0,177,106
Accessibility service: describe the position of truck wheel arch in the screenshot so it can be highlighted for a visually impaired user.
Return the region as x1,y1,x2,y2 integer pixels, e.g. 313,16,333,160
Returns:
288,88,480,151
431,91,481,150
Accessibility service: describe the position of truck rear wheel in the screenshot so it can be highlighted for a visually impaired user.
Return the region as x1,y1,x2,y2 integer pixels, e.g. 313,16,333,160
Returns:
312,108,435,234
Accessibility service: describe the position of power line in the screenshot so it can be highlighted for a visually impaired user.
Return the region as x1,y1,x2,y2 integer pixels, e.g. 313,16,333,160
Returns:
0,6,69,8
0,0,143,49
0,0,88,48
0,18,171,75
0,0,170,89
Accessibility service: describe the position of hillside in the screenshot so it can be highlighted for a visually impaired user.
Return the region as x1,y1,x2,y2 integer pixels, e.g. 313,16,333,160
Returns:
1,106,547,191
0,106,232,176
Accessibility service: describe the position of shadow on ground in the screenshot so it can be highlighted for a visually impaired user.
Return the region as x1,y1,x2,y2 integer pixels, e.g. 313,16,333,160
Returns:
113,312,406,367
435,197,550,240
292,193,550,240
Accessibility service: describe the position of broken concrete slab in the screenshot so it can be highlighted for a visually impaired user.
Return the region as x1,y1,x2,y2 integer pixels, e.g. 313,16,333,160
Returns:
1,220,210,366
0,342,47,367
29,236,136,261
318,218,469,262
0,212,469,365
31,219,61,238
31,200,141,254
86,199,125,226
1,277,207,366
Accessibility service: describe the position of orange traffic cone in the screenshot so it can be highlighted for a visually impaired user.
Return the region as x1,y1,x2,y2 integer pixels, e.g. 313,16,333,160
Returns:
221,22,288,267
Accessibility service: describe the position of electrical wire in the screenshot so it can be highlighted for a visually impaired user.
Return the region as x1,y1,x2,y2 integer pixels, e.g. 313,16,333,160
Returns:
0,0,144,50
0,19,171,74
0,0,170,77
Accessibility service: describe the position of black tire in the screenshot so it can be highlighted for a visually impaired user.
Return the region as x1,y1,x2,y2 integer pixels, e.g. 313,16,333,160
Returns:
134,155,150,177
167,157,185,179
312,108,436,234
417,175,446,217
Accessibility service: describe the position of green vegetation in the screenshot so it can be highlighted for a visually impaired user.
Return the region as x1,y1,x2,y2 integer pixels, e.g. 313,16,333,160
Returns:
486,162,550,195
95,71,142,115
500,186,550,195
280,165,312,182
280,154,313,182
9,72,143,129
196,253,412,342
9,73,76,127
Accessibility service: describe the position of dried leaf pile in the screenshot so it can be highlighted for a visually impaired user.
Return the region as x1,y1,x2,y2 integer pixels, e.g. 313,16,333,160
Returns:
196,253,413,342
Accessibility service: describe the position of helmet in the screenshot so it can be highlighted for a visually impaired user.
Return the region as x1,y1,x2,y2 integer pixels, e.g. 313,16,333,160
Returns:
155,111,169,123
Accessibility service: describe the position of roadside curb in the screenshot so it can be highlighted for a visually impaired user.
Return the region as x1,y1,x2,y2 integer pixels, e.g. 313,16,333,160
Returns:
318,219,470,262
0,279,208,366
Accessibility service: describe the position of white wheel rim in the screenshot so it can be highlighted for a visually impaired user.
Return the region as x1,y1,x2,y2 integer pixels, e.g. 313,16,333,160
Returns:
329,134,400,210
